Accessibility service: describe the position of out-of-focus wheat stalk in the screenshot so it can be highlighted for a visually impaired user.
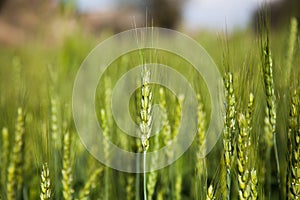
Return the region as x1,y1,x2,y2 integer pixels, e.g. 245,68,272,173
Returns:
6,108,25,200
62,130,74,200
195,94,207,200
261,22,281,195
1,127,9,193
100,109,111,200
77,168,103,200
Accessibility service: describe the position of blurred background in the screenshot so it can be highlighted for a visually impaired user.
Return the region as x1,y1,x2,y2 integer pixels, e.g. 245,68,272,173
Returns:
0,0,299,47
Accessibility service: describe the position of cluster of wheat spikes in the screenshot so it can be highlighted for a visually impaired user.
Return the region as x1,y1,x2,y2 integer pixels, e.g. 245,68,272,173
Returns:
0,16,300,200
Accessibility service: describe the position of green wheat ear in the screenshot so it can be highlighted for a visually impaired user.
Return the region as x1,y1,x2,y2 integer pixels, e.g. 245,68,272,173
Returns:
77,168,103,200
223,72,236,200
237,113,251,200
140,65,152,152
40,162,51,200
286,17,298,84
250,168,258,200
1,127,9,192
287,89,300,199
261,22,281,195
195,93,207,200
7,108,25,200
206,184,215,200
62,130,74,200
100,109,111,200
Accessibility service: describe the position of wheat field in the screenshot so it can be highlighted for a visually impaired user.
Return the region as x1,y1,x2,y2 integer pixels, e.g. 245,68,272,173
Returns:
0,15,300,200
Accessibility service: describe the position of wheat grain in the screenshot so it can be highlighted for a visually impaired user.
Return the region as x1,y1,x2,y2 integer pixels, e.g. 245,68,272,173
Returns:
287,90,300,199
250,168,258,200
206,184,215,200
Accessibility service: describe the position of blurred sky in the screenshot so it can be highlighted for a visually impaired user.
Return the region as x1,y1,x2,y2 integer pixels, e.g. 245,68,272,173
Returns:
77,0,279,31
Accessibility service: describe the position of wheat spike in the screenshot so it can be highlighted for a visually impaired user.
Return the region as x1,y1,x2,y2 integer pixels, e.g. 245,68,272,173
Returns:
206,184,215,200
287,90,300,199
250,168,258,200
140,66,152,151
195,93,207,199
40,162,51,200
237,114,251,200
62,130,74,200
223,72,236,200
100,109,111,200
1,127,9,191
7,108,25,200
77,168,103,200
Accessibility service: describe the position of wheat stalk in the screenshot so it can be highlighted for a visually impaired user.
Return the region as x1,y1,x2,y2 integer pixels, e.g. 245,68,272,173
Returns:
50,97,60,148
140,66,152,152
1,127,9,192
77,168,103,200
287,89,300,199
250,168,258,200
140,64,153,200
195,93,207,199
100,109,111,200
260,23,283,196
62,130,74,200
6,108,25,200
237,113,251,200
159,88,171,158
286,18,298,83
223,72,236,200
126,175,135,200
